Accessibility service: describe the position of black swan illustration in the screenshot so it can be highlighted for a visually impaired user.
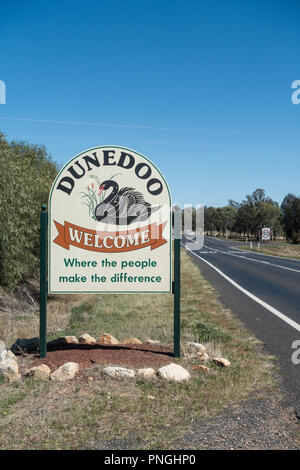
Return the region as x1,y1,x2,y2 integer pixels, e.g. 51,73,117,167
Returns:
95,180,161,225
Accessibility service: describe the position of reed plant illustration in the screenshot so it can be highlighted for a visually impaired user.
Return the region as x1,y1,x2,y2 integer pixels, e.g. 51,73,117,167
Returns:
80,173,120,220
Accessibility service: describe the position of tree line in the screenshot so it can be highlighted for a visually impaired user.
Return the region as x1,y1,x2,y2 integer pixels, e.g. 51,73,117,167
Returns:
204,188,300,243
0,130,299,290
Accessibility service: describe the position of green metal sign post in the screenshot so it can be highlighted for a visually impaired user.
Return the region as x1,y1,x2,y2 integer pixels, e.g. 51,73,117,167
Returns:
173,207,181,358
39,205,48,358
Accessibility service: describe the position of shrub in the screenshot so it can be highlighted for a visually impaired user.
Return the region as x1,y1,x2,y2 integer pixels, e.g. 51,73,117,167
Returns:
0,132,57,289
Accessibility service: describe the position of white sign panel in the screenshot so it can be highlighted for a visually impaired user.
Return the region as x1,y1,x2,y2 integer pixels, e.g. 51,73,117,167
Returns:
262,228,271,240
48,146,172,293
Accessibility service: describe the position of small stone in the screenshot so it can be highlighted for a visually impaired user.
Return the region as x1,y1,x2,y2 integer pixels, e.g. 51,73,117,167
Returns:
102,366,135,379
51,362,80,381
0,340,6,354
148,395,156,400
136,368,157,380
87,376,94,382
24,364,51,380
192,365,210,373
0,359,18,374
187,342,206,354
213,357,231,367
6,350,17,361
145,339,160,345
4,373,21,383
64,336,79,344
0,359,20,382
47,336,79,346
97,334,119,345
122,338,143,345
78,334,96,344
197,351,209,362
11,337,40,354
0,349,7,362
158,363,190,382
0,350,17,363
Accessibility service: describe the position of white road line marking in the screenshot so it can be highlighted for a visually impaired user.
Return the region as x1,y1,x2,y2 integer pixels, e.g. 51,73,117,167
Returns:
183,242,300,333
202,243,300,273
203,244,219,252
227,253,300,273
232,246,300,263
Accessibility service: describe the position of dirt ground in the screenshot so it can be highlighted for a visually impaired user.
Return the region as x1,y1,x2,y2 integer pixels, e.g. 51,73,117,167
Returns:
26,342,174,372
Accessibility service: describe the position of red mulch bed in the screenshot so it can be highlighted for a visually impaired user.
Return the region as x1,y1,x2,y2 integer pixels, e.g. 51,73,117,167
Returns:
30,343,174,372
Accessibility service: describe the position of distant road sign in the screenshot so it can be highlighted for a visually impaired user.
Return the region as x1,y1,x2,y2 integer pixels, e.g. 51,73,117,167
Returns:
262,228,271,240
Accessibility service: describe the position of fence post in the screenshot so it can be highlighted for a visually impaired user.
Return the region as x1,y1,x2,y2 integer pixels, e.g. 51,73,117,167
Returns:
40,205,48,358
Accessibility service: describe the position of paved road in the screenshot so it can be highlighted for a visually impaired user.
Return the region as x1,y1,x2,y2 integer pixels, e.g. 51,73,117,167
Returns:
181,235,300,409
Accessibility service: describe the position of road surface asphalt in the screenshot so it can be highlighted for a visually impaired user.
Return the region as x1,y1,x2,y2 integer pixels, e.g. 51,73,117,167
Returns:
181,235,300,411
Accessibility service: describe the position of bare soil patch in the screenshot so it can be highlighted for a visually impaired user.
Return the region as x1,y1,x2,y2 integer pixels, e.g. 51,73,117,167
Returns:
28,342,173,372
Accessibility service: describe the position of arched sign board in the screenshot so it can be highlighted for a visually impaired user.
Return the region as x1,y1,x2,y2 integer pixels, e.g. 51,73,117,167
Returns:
48,146,172,293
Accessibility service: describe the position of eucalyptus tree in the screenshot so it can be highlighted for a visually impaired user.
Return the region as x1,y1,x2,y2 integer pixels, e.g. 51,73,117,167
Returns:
281,193,300,244
0,133,57,288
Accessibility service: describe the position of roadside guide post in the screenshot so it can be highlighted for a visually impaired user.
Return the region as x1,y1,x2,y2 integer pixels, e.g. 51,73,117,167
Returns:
173,207,181,358
40,205,48,358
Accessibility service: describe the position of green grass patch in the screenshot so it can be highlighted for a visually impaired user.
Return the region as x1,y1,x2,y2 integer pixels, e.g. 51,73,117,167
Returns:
0,390,27,418
195,321,232,343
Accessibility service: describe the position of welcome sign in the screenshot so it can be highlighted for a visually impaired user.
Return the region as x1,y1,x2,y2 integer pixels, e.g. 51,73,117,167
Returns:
48,146,172,293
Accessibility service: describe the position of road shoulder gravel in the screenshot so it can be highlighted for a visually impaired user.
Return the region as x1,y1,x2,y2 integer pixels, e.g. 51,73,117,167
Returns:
176,389,300,450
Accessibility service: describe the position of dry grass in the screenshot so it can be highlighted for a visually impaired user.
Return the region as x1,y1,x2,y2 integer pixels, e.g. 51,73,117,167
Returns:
239,242,300,260
0,287,99,347
0,249,277,449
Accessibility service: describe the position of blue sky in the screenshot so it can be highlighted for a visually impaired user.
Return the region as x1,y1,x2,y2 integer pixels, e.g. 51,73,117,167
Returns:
0,0,299,206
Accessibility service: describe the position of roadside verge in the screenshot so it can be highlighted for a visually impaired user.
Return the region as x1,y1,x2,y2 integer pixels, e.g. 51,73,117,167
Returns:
0,249,280,449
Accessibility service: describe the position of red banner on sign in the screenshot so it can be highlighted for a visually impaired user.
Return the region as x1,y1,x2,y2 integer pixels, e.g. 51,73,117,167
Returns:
53,220,167,253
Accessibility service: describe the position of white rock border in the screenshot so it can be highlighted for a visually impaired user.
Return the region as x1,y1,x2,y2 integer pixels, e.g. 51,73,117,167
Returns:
1,335,230,385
